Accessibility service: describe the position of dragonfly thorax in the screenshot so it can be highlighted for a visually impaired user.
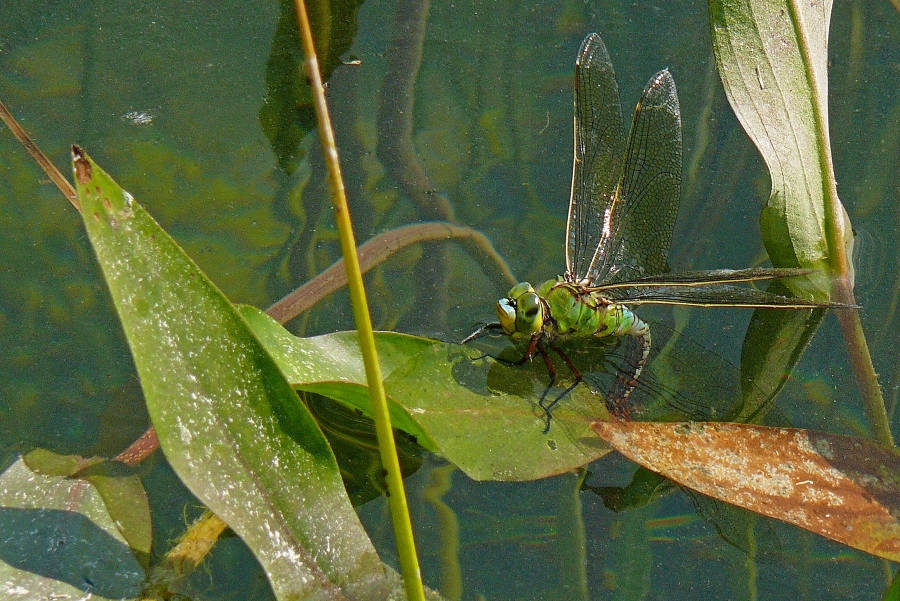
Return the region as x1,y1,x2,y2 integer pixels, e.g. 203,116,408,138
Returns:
540,279,620,338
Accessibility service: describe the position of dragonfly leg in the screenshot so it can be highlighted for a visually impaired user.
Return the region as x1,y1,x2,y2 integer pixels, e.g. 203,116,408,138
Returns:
534,343,562,433
461,322,504,345
515,334,541,365
461,323,516,362
538,344,584,434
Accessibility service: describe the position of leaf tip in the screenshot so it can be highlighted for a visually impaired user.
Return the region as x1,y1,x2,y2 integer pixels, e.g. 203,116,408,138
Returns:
72,145,92,185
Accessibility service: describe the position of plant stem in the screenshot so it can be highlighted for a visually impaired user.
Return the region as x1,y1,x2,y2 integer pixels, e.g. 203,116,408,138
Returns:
0,100,77,207
292,1,426,599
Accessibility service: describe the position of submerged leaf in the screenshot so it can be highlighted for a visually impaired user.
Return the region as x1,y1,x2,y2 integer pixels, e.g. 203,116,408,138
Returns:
592,421,900,561
24,449,152,570
0,458,144,598
72,147,388,599
259,0,363,173
307,394,425,506
740,280,826,412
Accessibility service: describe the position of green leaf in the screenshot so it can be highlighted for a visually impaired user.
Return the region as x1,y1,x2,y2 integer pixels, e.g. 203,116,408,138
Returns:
24,449,152,570
71,147,388,600
244,306,775,483
78,461,153,571
22,447,92,477
0,458,144,599
241,305,615,482
708,0,853,296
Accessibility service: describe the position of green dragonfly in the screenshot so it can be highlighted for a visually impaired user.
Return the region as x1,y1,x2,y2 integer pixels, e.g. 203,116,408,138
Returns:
464,32,851,432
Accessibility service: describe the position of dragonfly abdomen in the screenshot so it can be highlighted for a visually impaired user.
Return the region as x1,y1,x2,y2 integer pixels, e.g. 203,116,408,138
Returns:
605,311,651,419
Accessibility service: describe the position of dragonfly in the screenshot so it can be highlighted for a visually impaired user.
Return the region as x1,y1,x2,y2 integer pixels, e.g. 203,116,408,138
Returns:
464,32,852,432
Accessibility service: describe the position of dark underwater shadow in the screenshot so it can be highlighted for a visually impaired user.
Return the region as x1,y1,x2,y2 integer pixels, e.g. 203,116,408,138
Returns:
0,506,143,597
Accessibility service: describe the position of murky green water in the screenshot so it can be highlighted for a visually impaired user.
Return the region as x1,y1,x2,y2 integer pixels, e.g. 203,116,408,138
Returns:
1,0,898,599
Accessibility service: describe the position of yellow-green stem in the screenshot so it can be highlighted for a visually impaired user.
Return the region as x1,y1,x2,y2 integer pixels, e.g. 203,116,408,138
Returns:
291,1,426,599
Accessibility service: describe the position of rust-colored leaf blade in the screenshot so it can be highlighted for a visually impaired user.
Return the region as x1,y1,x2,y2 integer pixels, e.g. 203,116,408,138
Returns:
591,421,900,561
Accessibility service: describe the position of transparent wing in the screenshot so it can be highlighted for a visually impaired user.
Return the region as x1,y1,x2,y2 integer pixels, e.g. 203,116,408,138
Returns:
586,69,682,285
592,268,855,308
596,267,817,289
565,33,626,283
601,284,849,308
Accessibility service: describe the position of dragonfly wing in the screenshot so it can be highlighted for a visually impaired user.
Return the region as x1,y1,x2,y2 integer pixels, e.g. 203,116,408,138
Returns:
589,69,682,285
596,267,817,289
566,33,626,283
603,283,846,308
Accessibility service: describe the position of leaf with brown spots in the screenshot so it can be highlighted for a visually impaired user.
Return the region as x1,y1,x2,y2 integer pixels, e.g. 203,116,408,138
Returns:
591,421,900,561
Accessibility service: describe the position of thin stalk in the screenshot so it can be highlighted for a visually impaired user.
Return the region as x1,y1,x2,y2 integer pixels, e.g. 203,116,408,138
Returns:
292,1,426,599
786,0,892,446
0,100,78,207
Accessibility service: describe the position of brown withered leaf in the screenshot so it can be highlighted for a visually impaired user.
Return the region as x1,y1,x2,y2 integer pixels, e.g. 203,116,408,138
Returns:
591,421,900,561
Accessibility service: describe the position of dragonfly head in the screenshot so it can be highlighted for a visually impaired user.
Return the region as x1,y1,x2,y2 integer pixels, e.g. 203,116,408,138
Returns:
497,282,544,339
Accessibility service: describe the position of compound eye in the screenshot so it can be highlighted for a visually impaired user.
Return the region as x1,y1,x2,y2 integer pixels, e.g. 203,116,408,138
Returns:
516,292,543,335
519,293,539,318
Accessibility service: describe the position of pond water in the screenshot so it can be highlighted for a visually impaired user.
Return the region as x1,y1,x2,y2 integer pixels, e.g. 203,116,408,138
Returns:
0,0,898,599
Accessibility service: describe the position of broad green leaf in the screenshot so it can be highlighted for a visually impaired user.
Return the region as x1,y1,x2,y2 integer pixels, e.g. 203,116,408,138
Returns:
240,305,612,482
0,458,144,600
243,307,772,483
24,449,152,570
246,305,783,483
71,147,388,600
22,447,87,477
708,0,853,296
240,306,441,450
